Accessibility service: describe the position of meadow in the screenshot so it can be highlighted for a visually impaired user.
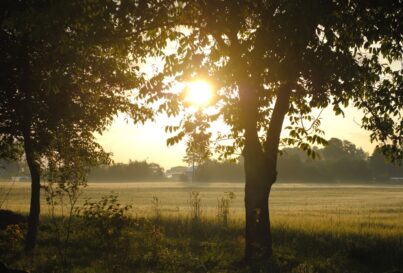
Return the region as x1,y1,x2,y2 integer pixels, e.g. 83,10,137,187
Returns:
1,181,403,272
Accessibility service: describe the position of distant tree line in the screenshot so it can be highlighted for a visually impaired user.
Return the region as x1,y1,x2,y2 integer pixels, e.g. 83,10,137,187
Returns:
0,159,167,182
192,138,402,183
88,160,165,182
1,138,401,183
191,160,244,182
277,138,403,182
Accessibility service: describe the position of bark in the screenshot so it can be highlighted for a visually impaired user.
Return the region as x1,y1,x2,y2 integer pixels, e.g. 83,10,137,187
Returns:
244,154,273,261
22,125,41,253
243,83,292,261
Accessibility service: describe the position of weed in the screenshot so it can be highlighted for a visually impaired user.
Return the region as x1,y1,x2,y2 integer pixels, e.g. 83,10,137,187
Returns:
151,195,161,221
217,191,235,227
189,191,202,221
42,173,85,271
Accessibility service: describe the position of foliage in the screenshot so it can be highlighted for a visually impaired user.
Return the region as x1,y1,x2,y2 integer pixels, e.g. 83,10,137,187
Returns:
193,138,402,182
79,193,132,243
3,139,400,184
89,160,165,182
278,140,403,182
0,0,177,249
194,159,245,182
42,145,92,269
369,148,403,181
77,193,133,272
322,138,368,162
150,1,402,257
0,213,402,273
180,111,213,166
0,224,24,264
158,0,402,164
0,0,157,165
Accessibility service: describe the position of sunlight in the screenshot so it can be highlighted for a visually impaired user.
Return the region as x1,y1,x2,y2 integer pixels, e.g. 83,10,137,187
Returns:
184,80,213,107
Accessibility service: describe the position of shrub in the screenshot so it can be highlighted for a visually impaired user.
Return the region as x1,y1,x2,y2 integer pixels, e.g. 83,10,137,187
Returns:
77,193,133,272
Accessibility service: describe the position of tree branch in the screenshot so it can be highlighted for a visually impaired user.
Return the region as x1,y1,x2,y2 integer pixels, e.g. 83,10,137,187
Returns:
263,83,292,162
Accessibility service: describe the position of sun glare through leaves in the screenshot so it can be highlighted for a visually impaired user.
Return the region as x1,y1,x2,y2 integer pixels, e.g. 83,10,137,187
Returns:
183,80,213,108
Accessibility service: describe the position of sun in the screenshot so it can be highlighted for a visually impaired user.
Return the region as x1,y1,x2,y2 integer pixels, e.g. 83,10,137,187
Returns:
184,80,213,107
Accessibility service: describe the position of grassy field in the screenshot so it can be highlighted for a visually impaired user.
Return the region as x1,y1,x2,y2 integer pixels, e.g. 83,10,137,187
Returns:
1,181,403,272
2,181,403,234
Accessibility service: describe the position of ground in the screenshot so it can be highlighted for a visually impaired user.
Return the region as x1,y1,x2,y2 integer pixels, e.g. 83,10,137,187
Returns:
0,181,402,272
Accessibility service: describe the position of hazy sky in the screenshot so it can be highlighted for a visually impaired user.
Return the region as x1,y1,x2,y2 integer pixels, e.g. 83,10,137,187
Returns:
96,106,376,170
96,53,400,170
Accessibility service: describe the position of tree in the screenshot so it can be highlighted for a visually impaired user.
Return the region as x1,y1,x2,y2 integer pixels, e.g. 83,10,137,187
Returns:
322,138,367,161
277,141,376,182
0,0,170,252
159,0,402,260
181,111,212,181
194,159,244,182
369,148,403,181
89,160,165,181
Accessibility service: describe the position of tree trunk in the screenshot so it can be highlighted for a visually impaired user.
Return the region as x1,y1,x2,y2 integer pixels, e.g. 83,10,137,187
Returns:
19,38,41,253
22,127,41,253
242,83,292,261
244,163,273,261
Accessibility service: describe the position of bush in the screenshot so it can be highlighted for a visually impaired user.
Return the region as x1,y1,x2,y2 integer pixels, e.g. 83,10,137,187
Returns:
77,193,133,272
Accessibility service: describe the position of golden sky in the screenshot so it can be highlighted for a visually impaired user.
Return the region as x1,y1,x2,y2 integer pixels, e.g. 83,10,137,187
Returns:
96,56,400,170
96,106,375,170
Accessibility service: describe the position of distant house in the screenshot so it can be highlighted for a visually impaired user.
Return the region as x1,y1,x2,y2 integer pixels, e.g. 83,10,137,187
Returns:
165,166,194,181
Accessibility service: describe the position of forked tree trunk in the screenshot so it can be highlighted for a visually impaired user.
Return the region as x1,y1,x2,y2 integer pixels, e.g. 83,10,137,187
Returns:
22,126,41,253
242,83,292,261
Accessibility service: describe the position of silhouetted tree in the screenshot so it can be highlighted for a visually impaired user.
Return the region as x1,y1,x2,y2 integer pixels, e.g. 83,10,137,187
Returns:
369,148,403,181
159,1,402,260
181,111,212,181
322,138,367,161
0,0,169,252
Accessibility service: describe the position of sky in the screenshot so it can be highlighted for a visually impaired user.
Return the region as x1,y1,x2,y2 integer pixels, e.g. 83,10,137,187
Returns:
96,51,400,171
96,106,376,170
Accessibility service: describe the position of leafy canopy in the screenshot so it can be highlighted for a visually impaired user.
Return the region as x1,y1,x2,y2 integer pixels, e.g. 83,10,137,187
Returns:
157,0,402,163
0,0,175,176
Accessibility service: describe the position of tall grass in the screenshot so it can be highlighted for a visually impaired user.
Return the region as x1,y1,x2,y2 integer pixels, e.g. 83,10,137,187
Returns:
1,183,402,272
2,213,401,273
